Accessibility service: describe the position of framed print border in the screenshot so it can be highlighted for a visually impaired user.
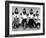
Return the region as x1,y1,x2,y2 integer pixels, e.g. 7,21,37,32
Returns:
5,1,45,37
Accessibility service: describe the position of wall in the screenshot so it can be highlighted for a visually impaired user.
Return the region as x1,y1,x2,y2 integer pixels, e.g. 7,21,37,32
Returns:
0,0,46,38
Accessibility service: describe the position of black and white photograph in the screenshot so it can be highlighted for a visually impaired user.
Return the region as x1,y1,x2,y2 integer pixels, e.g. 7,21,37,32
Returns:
5,1,45,37
12,7,40,31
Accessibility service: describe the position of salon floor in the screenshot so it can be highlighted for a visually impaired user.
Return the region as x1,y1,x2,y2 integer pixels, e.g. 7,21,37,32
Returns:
12,25,40,31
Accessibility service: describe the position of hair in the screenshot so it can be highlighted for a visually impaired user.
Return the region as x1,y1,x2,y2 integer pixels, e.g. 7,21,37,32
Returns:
15,8,18,14
30,9,33,15
23,8,26,15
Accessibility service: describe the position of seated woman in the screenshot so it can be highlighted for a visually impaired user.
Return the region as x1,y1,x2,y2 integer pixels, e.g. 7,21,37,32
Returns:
12,16,20,29
22,8,27,29
28,9,37,28
33,11,40,29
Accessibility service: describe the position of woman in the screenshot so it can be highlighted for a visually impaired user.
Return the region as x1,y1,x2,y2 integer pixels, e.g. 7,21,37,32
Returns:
28,8,37,28
22,8,27,29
